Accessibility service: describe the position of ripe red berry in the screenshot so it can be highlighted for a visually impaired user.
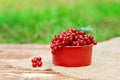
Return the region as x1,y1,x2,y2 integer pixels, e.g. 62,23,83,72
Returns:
69,36,73,42
38,62,42,67
76,43,80,46
65,37,70,42
58,45,62,51
61,41,65,45
86,39,91,45
59,35,64,41
71,28,76,33
93,41,97,45
37,57,42,62
53,46,58,50
84,36,89,41
71,41,76,46
78,35,83,39
31,57,37,63
75,35,79,40
75,31,79,35
80,31,85,35
89,35,94,40
55,34,60,39
50,44,54,49
79,40,83,45
83,34,88,37
83,40,87,45
32,63,37,67
52,49,56,54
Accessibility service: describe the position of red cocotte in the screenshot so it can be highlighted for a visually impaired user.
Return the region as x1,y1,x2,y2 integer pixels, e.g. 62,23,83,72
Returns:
52,45,93,67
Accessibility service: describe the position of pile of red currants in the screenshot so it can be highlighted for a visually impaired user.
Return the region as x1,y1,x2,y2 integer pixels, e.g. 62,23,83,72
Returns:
51,28,97,54
31,57,42,67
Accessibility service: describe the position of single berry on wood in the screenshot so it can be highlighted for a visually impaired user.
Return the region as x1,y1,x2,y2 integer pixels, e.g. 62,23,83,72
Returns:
37,57,42,62
38,62,42,67
31,57,37,63
32,63,37,67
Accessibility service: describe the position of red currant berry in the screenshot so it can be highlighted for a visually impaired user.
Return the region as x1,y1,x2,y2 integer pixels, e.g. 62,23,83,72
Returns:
83,41,87,45
75,41,79,46
59,35,64,41
84,36,89,41
76,43,80,46
32,63,37,67
83,34,88,37
79,40,83,45
93,41,97,45
37,57,42,62
58,45,62,50
31,57,37,63
75,31,79,35
50,44,54,49
53,46,58,50
71,28,76,33
75,35,79,40
61,41,65,45
86,39,91,45
78,35,83,39
69,37,73,42
89,36,94,40
71,41,76,46
38,62,42,67
52,49,56,54
79,31,85,35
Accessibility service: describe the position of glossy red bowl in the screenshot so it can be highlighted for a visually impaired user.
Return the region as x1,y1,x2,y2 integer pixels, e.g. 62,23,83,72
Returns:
52,45,93,67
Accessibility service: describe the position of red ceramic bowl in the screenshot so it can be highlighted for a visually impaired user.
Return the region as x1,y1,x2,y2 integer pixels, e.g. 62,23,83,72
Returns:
52,45,93,67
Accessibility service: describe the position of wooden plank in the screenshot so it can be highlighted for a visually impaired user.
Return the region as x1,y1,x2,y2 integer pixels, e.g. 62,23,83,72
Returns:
0,44,80,80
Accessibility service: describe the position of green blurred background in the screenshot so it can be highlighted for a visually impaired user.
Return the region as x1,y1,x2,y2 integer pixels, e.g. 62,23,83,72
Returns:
0,0,120,43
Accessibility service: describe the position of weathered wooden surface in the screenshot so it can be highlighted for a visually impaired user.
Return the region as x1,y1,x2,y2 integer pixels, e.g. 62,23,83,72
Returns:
0,44,79,80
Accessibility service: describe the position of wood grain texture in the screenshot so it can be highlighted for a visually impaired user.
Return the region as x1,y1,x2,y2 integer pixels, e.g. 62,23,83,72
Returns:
0,44,80,80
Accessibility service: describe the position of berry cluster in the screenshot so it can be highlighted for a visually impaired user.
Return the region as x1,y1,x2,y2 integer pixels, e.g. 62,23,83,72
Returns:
31,57,42,68
51,28,97,54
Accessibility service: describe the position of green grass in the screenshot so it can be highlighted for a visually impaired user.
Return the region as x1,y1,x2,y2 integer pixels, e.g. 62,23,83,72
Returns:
0,0,120,43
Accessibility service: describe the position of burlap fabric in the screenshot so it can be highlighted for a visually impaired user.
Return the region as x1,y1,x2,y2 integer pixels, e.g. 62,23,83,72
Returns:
1,38,120,80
